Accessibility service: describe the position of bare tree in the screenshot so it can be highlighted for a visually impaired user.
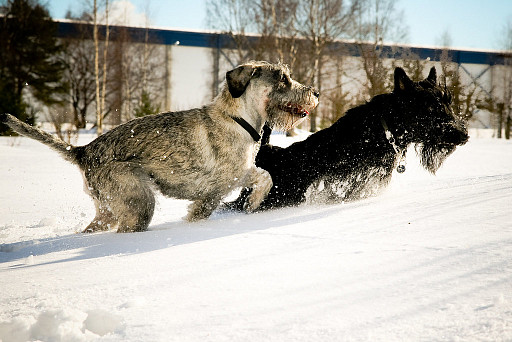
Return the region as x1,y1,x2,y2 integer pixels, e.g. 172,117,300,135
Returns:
474,21,512,139
355,0,407,98
60,1,165,130
104,24,165,124
294,0,360,131
60,9,104,132
207,0,362,131
321,55,352,128
62,36,96,129
206,0,303,117
437,31,485,129
134,6,162,118
90,0,110,135
100,0,109,129
206,0,256,65
500,18,512,139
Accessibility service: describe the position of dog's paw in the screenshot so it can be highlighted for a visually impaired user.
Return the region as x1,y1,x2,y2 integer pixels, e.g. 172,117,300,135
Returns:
186,198,219,221
185,211,206,222
220,188,252,212
243,190,268,212
243,199,260,213
82,220,110,233
243,188,265,212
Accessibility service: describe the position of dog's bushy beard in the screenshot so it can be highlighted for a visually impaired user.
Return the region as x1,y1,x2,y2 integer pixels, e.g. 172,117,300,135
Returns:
416,143,457,174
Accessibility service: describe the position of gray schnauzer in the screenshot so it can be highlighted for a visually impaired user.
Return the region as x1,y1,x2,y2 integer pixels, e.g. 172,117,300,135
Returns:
1,61,319,232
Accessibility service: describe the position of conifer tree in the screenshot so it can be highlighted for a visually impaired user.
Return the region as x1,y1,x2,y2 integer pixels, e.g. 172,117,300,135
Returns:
134,90,160,118
0,0,67,134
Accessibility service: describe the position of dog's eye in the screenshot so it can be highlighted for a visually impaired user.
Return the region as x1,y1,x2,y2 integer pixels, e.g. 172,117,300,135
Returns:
441,86,452,104
443,92,452,104
447,93,452,103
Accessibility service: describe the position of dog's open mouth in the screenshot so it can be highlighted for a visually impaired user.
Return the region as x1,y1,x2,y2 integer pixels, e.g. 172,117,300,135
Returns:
279,103,310,118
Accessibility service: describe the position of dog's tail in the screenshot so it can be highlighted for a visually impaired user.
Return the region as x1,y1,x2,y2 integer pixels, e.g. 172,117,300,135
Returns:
1,113,80,165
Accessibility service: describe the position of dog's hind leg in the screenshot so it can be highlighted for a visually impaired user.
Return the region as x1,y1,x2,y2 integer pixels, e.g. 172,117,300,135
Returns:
83,200,117,233
114,186,155,233
82,174,117,233
83,163,155,233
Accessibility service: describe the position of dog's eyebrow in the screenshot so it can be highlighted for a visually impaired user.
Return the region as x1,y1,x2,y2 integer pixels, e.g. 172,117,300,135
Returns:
252,67,263,78
274,69,291,83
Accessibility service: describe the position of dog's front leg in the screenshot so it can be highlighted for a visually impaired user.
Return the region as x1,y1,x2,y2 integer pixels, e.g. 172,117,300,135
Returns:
242,167,273,212
186,196,221,222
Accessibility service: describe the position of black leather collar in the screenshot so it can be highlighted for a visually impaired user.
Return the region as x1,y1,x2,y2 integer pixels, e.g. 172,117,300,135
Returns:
231,116,261,142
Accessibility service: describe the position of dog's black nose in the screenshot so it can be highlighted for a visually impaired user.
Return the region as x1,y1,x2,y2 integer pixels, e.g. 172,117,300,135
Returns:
460,132,469,145
308,86,320,98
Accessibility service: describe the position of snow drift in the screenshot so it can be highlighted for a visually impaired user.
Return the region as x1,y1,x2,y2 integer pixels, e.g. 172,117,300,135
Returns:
1,131,511,341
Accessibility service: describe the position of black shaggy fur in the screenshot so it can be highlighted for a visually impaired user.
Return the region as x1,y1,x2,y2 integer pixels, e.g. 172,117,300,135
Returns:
227,67,469,210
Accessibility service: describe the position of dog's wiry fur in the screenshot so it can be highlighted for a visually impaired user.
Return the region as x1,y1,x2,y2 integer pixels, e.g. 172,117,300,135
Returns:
227,67,469,210
1,61,318,232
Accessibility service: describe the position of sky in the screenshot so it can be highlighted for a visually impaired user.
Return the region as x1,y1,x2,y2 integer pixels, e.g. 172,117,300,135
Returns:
47,0,512,51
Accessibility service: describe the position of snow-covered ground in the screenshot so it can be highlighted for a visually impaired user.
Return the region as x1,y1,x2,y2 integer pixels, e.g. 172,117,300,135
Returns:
1,130,511,341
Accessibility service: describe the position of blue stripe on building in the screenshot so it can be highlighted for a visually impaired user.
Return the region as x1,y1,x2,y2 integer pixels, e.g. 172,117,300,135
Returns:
56,21,510,66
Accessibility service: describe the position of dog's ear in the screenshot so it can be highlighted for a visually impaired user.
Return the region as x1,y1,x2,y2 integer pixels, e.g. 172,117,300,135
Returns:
226,65,255,98
426,66,437,84
393,67,413,92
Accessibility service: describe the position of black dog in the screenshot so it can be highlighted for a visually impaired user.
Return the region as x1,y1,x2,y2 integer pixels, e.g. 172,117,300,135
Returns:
227,67,469,210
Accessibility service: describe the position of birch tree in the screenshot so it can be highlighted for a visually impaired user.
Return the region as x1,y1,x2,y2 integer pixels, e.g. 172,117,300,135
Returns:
93,0,102,135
